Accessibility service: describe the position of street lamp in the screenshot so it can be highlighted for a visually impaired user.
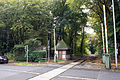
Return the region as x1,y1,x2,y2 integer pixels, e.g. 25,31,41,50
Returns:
50,11,57,63
50,10,59,63
53,28,57,62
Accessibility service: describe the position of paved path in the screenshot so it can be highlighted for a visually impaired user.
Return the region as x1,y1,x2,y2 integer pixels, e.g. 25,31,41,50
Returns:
28,62,79,80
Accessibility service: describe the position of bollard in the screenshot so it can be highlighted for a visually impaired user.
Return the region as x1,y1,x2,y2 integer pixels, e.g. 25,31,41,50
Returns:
105,54,111,69
102,53,106,64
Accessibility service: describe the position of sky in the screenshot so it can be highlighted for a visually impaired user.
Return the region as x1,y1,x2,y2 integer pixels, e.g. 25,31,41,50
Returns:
85,27,95,34
82,6,95,34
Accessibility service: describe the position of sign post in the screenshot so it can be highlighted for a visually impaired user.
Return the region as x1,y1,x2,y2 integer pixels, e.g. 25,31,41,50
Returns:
25,45,28,63
48,40,50,62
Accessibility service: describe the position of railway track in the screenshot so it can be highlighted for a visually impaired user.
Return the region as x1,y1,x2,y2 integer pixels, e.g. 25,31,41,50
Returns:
73,56,97,64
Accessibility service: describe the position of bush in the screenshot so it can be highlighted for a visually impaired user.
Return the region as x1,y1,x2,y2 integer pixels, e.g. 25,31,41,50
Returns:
24,39,41,51
29,50,46,62
4,53,15,60
8,39,45,62
12,44,26,61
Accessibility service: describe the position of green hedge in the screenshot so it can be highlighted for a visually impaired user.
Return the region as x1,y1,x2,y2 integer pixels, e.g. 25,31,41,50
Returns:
7,43,46,62
29,50,46,62
12,44,26,61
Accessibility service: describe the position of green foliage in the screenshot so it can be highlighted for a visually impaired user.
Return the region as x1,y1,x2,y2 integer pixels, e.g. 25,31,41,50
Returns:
84,0,120,58
50,0,87,56
0,0,109,59
12,44,26,61
89,40,97,54
0,0,51,55
4,53,15,60
24,39,41,51
29,50,46,62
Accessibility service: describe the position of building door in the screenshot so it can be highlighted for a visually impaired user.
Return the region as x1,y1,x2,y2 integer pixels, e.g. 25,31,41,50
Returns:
58,51,62,60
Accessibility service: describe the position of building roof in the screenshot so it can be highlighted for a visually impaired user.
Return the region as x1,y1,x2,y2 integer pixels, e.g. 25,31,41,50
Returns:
56,40,70,50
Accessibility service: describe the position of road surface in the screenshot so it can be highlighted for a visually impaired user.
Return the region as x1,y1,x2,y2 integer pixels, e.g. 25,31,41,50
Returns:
0,62,120,80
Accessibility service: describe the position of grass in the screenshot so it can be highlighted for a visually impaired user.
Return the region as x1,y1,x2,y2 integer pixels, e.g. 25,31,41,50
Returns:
13,59,66,66
48,59,65,63
57,59,65,62
39,59,46,62
14,62,33,66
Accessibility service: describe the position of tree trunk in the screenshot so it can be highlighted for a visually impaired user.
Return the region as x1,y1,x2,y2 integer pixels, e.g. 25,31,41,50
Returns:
118,0,120,11
74,31,77,54
49,33,52,57
16,27,19,44
80,27,85,57
12,31,16,45
6,25,10,53
20,28,22,44
69,31,73,54
22,26,24,43
59,25,62,40
62,27,64,40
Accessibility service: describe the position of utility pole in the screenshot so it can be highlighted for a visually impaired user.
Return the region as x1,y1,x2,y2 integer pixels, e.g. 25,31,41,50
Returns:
112,0,118,68
25,45,28,63
54,28,57,62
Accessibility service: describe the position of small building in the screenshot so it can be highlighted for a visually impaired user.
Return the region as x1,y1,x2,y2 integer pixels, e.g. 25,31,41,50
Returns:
56,40,71,60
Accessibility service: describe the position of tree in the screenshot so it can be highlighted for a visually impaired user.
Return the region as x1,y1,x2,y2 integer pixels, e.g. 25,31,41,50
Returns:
85,0,120,57
0,0,53,55
49,0,88,56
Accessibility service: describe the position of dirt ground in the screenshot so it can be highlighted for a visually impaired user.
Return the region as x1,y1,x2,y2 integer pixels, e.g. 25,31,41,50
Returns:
86,59,120,72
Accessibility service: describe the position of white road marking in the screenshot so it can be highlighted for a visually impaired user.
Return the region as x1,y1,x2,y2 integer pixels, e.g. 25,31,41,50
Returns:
59,75,98,80
0,68,40,75
28,62,80,80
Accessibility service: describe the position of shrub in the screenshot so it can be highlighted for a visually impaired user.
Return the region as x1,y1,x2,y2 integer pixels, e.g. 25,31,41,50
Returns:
29,50,46,62
24,39,41,51
4,53,15,60
12,44,26,61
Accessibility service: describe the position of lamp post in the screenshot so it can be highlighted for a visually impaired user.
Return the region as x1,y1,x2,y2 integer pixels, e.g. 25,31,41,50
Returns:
53,28,57,62
50,11,57,63
112,0,118,68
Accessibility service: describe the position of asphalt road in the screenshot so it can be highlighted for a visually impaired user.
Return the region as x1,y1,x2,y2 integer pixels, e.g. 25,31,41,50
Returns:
52,64,120,80
0,63,120,80
0,63,60,80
